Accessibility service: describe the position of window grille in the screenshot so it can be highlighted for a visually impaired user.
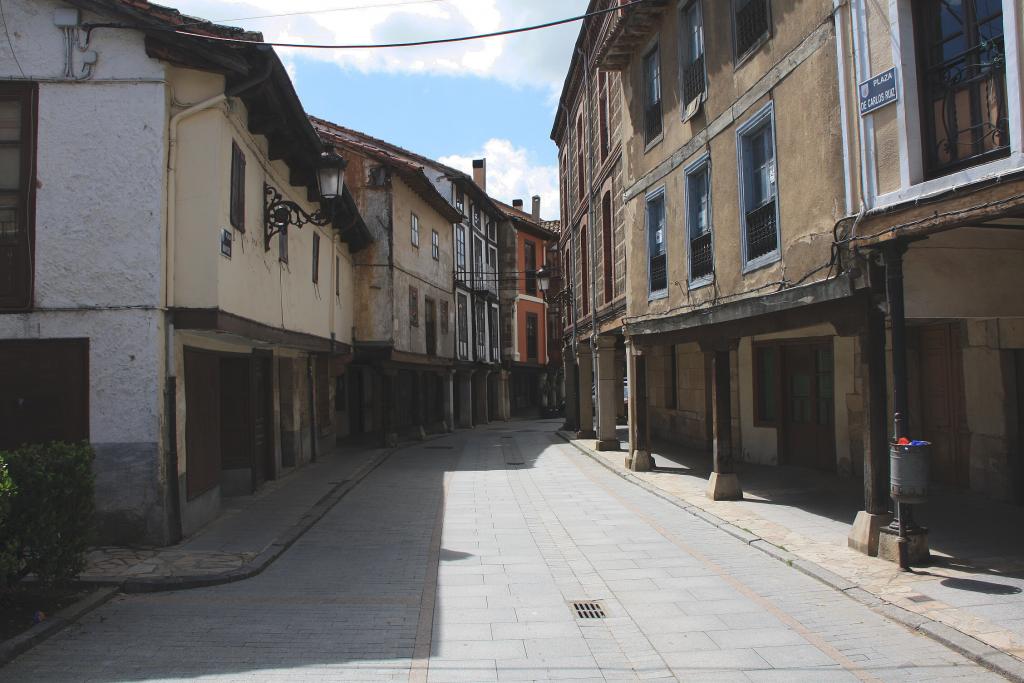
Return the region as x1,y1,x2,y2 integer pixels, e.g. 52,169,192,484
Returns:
735,0,769,59
682,54,706,106
643,46,662,144
690,232,713,280
745,200,777,261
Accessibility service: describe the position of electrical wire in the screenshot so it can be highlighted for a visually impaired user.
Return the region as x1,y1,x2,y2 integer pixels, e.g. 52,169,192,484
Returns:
98,0,654,50
0,0,25,78
173,0,450,30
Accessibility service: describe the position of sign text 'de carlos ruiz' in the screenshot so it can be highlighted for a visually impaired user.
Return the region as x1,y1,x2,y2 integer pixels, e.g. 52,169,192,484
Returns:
859,67,899,116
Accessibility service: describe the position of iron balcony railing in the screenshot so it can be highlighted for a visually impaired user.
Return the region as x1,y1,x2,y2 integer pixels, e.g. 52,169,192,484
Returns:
645,100,662,144
649,252,667,293
690,231,713,280
745,200,777,261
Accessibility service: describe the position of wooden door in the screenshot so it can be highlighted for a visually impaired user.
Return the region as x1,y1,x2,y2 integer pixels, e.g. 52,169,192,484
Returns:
252,354,274,486
184,349,221,500
918,324,969,486
0,339,88,450
782,342,835,471
425,299,437,356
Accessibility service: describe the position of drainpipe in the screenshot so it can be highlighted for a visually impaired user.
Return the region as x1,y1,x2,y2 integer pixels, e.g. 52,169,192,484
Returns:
850,0,878,211
578,41,601,421
833,0,854,216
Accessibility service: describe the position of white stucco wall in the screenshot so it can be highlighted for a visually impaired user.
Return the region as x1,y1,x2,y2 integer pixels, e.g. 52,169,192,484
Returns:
0,0,171,543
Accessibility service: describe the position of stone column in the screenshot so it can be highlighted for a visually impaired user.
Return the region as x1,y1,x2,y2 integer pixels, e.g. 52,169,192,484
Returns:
562,351,579,432
381,368,399,448
442,370,455,432
615,352,627,424
498,369,511,421
412,371,427,440
595,335,620,451
576,343,596,439
707,348,742,500
457,371,473,428
626,338,652,471
849,305,892,555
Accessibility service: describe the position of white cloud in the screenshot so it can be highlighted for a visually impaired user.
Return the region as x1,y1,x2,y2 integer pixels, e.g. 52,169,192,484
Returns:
165,0,587,96
440,139,559,222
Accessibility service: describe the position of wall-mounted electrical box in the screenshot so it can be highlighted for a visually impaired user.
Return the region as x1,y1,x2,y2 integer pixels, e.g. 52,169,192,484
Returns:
53,8,81,28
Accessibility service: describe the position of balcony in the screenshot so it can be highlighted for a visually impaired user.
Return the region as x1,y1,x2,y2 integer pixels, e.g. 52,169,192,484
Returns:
745,200,777,261
690,231,713,281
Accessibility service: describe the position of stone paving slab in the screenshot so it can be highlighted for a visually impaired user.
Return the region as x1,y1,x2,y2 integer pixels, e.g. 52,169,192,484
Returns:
560,429,1024,681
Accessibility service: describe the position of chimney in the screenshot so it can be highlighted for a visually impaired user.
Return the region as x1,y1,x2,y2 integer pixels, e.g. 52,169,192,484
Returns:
472,158,486,191
512,198,524,211
531,195,541,220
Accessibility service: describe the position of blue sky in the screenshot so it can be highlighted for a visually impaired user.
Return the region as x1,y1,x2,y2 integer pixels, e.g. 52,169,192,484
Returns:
166,0,589,220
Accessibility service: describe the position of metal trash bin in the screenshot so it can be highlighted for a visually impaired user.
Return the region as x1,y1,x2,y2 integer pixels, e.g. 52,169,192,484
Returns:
890,441,930,504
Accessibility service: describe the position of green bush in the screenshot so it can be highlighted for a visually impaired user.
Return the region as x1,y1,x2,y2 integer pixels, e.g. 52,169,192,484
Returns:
2,442,95,587
0,454,15,588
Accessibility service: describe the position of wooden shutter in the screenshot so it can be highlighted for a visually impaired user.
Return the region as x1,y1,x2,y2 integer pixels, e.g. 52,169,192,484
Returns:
230,141,246,231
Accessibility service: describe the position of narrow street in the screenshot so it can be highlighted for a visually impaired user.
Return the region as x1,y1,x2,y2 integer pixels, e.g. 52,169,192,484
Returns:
4,421,1000,682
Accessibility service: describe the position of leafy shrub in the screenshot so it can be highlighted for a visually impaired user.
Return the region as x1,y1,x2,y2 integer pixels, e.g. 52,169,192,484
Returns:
2,442,95,587
0,454,15,588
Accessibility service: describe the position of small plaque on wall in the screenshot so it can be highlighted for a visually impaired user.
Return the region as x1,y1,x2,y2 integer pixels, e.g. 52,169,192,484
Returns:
859,67,899,116
220,228,232,258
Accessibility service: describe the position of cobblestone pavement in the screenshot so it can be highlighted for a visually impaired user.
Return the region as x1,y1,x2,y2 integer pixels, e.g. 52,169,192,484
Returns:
566,428,1024,664
4,421,1006,681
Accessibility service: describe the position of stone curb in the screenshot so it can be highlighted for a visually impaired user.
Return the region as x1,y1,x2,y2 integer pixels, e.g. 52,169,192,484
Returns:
555,431,1024,683
0,586,119,667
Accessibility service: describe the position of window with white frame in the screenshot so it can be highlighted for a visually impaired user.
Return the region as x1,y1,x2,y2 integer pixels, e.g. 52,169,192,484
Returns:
685,157,713,284
680,1,705,112
643,44,663,145
410,213,420,247
487,245,497,287
455,187,464,214
431,230,440,260
455,225,467,276
456,293,469,358
737,104,779,267
473,235,484,289
646,189,667,296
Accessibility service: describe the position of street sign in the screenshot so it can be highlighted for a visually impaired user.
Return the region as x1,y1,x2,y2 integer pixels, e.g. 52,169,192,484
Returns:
859,67,899,116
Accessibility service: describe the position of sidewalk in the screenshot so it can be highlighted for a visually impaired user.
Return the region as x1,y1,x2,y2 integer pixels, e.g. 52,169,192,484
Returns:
81,442,393,591
559,429,1024,674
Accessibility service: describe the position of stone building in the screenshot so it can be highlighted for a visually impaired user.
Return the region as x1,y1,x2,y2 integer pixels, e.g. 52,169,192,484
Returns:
311,119,463,446
552,0,630,451
496,197,558,417
0,0,371,544
582,0,1024,561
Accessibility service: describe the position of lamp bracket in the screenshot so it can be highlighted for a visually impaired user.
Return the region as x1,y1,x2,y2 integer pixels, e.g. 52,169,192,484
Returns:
264,183,332,250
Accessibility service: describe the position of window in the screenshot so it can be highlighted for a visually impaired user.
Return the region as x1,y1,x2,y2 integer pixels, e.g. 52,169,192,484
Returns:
915,0,1009,178
312,233,320,283
526,313,539,361
601,191,613,303
455,226,467,276
643,44,662,145
425,297,437,356
410,213,419,247
336,256,341,296
524,240,537,295
738,105,779,267
685,158,713,284
489,305,499,361
559,151,568,222
455,187,465,214
646,190,667,296
599,72,610,161
0,83,36,310
576,115,585,201
409,286,419,327
431,230,439,260
440,300,449,334
735,0,769,60
457,294,469,358
472,204,481,228
473,235,484,289
579,224,590,316
475,300,486,346
487,218,496,241
754,345,779,425
680,1,706,112
279,226,288,263
229,141,246,231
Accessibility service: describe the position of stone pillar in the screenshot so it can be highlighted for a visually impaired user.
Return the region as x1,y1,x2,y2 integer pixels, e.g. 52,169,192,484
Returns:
707,348,742,500
472,370,489,425
563,352,579,432
496,369,511,421
457,371,473,428
576,343,596,439
615,353,626,424
443,370,455,432
381,368,399,448
539,371,550,410
849,306,892,556
626,338,652,471
595,335,620,451
412,371,427,440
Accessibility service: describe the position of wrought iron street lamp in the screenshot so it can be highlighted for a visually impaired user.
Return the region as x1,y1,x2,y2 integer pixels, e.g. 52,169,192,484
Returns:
535,265,552,293
264,148,348,250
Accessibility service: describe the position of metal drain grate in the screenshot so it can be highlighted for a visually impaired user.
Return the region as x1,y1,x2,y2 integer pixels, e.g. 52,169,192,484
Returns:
571,601,606,619
424,445,454,450
906,594,933,603
505,461,525,467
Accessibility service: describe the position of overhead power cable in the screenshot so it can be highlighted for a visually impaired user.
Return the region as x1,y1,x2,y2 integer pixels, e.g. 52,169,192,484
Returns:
174,0,450,30
97,0,654,50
